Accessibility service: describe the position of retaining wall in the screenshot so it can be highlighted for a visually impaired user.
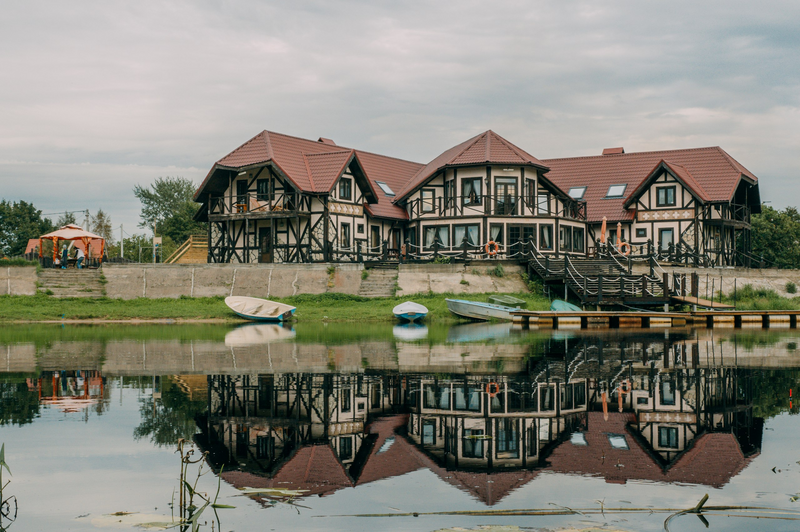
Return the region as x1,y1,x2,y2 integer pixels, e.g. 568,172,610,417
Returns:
631,264,800,298
0,266,37,296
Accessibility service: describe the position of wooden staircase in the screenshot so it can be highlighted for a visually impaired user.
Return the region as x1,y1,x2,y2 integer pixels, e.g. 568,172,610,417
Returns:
38,269,105,298
358,264,398,298
165,235,208,264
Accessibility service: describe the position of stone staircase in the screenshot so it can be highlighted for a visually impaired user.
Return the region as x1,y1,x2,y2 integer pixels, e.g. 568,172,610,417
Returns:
358,264,398,298
38,269,105,298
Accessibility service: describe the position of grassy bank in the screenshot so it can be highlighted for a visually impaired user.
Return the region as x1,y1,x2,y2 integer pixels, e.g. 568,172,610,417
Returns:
720,284,800,310
0,291,550,323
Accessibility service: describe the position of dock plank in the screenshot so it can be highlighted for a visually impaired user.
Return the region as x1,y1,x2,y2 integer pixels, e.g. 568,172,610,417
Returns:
670,295,734,309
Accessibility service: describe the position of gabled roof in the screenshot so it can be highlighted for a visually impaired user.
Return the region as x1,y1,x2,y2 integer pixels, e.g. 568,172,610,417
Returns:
194,131,423,219
624,160,711,207
395,130,549,201
543,146,759,223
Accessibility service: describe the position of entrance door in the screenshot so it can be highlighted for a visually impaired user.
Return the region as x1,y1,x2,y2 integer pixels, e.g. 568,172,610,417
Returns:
236,180,249,212
495,178,518,215
390,228,401,257
371,226,381,253
259,227,273,263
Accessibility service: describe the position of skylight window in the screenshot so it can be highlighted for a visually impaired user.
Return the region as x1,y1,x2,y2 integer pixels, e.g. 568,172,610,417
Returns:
605,184,627,198
568,186,587,200
376,181,395,196
607,433,629,450
570,432,588,446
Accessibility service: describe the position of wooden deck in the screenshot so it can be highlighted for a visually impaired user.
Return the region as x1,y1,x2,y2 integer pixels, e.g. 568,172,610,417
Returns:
510,309,800,329
670,295,734,309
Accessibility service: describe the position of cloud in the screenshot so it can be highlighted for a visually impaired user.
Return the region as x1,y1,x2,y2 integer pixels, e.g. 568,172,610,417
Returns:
0,0,798,221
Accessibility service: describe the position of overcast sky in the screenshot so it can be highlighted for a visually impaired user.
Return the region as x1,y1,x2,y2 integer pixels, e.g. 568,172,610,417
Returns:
1,0,798,236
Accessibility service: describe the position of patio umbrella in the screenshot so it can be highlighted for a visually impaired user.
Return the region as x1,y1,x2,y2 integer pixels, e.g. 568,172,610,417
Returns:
600,216,607,244
616,222,622,250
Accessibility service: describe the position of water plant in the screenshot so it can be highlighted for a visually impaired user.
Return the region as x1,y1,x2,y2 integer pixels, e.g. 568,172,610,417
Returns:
0,444,17,530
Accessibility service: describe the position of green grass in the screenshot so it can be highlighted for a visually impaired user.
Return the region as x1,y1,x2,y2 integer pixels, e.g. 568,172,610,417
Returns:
0,258,37,267
721,283,800,311
0,290,551,323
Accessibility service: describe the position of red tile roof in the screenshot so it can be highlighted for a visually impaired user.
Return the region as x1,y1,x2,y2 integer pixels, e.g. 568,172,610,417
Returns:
395,130,549,201
195,130,423,220
542,147,759,223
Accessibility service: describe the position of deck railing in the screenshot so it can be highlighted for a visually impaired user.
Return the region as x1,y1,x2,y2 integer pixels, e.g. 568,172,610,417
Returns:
405,194,586,221
209,191,301,217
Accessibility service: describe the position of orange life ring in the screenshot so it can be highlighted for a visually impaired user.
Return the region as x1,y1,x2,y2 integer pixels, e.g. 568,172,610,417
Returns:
618,241,631,256
485,241,500,255
486,382,500,397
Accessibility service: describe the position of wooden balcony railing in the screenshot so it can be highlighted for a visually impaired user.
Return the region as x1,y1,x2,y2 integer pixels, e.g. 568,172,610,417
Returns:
209,192,302,217
406,194,586,221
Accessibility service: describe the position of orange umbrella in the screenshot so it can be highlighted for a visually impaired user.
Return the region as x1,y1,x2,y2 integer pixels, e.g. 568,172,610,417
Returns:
600,216,607,244
616,222,622,250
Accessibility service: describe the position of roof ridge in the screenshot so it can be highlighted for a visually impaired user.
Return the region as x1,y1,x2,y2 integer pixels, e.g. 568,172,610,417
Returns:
216,130,270,164
353,148,423,166
303,148,353,157
490,130,540,164
301,153,316,190
542,146,723,162
446,131,488,166
262,131,275,159
663,159,711,199
712,146,755,181
262,130,352,151
484,131,491,160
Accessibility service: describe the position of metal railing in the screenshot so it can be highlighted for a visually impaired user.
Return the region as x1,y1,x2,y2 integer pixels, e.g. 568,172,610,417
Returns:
406,194,586,221
209,191,301,216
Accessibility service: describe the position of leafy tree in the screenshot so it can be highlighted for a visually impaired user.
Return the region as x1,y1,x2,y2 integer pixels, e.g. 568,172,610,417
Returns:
0,378,41,426
88,209,114,244
751,206,800,269
55,211,78,227
133,378,206,447
133,177,204,244
0,200,55,257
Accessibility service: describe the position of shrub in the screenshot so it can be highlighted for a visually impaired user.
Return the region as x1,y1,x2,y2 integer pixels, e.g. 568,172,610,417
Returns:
460,279,469,285
432,256,451,264
786,281,797,294
487,264,505,278
361,270,369,280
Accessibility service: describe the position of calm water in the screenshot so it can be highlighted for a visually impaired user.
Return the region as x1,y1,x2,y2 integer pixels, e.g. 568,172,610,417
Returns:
1,322,799,531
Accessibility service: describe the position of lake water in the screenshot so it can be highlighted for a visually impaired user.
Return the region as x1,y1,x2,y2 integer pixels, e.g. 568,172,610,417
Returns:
1,322,799,531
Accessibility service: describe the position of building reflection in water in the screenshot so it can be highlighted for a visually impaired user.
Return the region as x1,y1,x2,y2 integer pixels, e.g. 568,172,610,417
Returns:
195,331,766,504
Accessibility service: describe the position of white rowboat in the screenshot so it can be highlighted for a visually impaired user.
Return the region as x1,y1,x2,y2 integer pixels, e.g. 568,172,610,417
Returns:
392,301,429,322
225,296,296,322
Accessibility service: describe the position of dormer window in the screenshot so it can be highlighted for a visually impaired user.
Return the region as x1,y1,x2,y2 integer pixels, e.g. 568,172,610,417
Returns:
339,177,352,201
376,181,395,196
656,186,676,207
605,184,627,198
568,186,587,200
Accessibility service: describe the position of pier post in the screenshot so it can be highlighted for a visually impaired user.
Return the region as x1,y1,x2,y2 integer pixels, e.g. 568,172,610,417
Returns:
598,274,603,303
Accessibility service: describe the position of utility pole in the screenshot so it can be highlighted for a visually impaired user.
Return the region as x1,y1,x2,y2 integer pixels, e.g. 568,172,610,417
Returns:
120,224,124,258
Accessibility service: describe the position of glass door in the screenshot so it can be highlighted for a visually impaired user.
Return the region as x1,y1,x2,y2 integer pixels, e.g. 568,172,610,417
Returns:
495,177,518,215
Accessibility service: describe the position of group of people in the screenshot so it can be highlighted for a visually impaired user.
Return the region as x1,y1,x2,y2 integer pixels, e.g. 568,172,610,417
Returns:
53,245,85,269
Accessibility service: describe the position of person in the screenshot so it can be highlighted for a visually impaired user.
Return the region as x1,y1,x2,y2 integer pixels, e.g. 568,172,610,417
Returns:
61,245,68,270
75,247,85,269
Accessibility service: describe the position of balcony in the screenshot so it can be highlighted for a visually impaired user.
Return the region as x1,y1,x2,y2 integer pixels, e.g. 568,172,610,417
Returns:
208,192,306,220
702,203,751,227
407,194,586,221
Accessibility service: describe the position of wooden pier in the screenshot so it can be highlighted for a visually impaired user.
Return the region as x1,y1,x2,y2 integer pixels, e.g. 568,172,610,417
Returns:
510,309,800,329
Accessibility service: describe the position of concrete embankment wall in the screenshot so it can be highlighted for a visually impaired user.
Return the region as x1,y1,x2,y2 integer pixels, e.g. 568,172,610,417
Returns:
631,264,800,298
101,261,529,299
0,266,37,295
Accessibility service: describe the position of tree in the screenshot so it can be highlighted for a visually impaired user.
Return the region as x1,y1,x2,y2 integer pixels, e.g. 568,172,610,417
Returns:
133,378,206,447
133,177,204,244
55,211,78,227
751,206,800,268
88,209,114,244
0,200,55,257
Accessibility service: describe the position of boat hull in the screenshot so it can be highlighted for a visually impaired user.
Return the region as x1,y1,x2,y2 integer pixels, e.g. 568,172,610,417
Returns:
230,308,295,322
445,299,516,321
225,296,296,322
392,302,429,322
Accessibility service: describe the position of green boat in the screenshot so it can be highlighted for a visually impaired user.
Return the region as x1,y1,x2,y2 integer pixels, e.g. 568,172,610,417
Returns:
488,295,527,309
550,299,582,312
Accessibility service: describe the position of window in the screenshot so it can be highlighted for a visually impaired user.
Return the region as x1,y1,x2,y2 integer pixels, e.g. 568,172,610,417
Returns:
421,189,435,213
376,181,395,196
235,427,249,457
636,228,647,238
659,228,674,252
656,186,676,207
560,226,572,252
444,179,455,208
340,223,351,249
496,419,519,458
256,435,274,459
489,224,504,245
495,177,518,215
568,186,587,200
423,226,449,248
422,419,436,445
660,381,675,406
539,384,555,411
607,433,629,450
573,227,585,253
339,177,352,201
256,179,270,202
605,184,627,198
357,223,364,234
658,427,679,448
637,396,649,405
454,224,479,246
527,426,538,457
462,178,482,206
341,388,351,412
463,429,485,458
453,386,481,411
339,436,353,460
570,432,587,446
539,225,553,250
537,192,550,215
526,179,536,206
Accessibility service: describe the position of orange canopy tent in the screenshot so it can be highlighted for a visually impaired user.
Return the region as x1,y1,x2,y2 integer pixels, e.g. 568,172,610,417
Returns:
26,237,104,258
38,224,106,264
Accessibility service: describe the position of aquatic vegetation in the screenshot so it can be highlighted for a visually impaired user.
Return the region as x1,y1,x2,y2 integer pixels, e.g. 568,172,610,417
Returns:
0,444,17,530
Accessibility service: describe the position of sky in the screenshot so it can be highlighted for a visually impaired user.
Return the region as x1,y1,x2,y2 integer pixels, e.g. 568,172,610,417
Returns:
1,0,798,237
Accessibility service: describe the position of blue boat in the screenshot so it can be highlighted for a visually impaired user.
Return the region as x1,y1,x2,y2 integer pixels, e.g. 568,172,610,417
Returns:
392,301,428,322
445,299,517,321
225,296,296,322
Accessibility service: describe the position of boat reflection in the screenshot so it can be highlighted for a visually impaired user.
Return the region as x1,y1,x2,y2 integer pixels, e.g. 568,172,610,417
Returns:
392,323,428,341
445,322,513,343
224,323,296,347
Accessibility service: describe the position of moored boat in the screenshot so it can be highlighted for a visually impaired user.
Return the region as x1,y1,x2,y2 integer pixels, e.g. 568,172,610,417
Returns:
488,294,527,309
445,299,517,321
225,296,296,322
392,301,429,322
550,299,582,312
